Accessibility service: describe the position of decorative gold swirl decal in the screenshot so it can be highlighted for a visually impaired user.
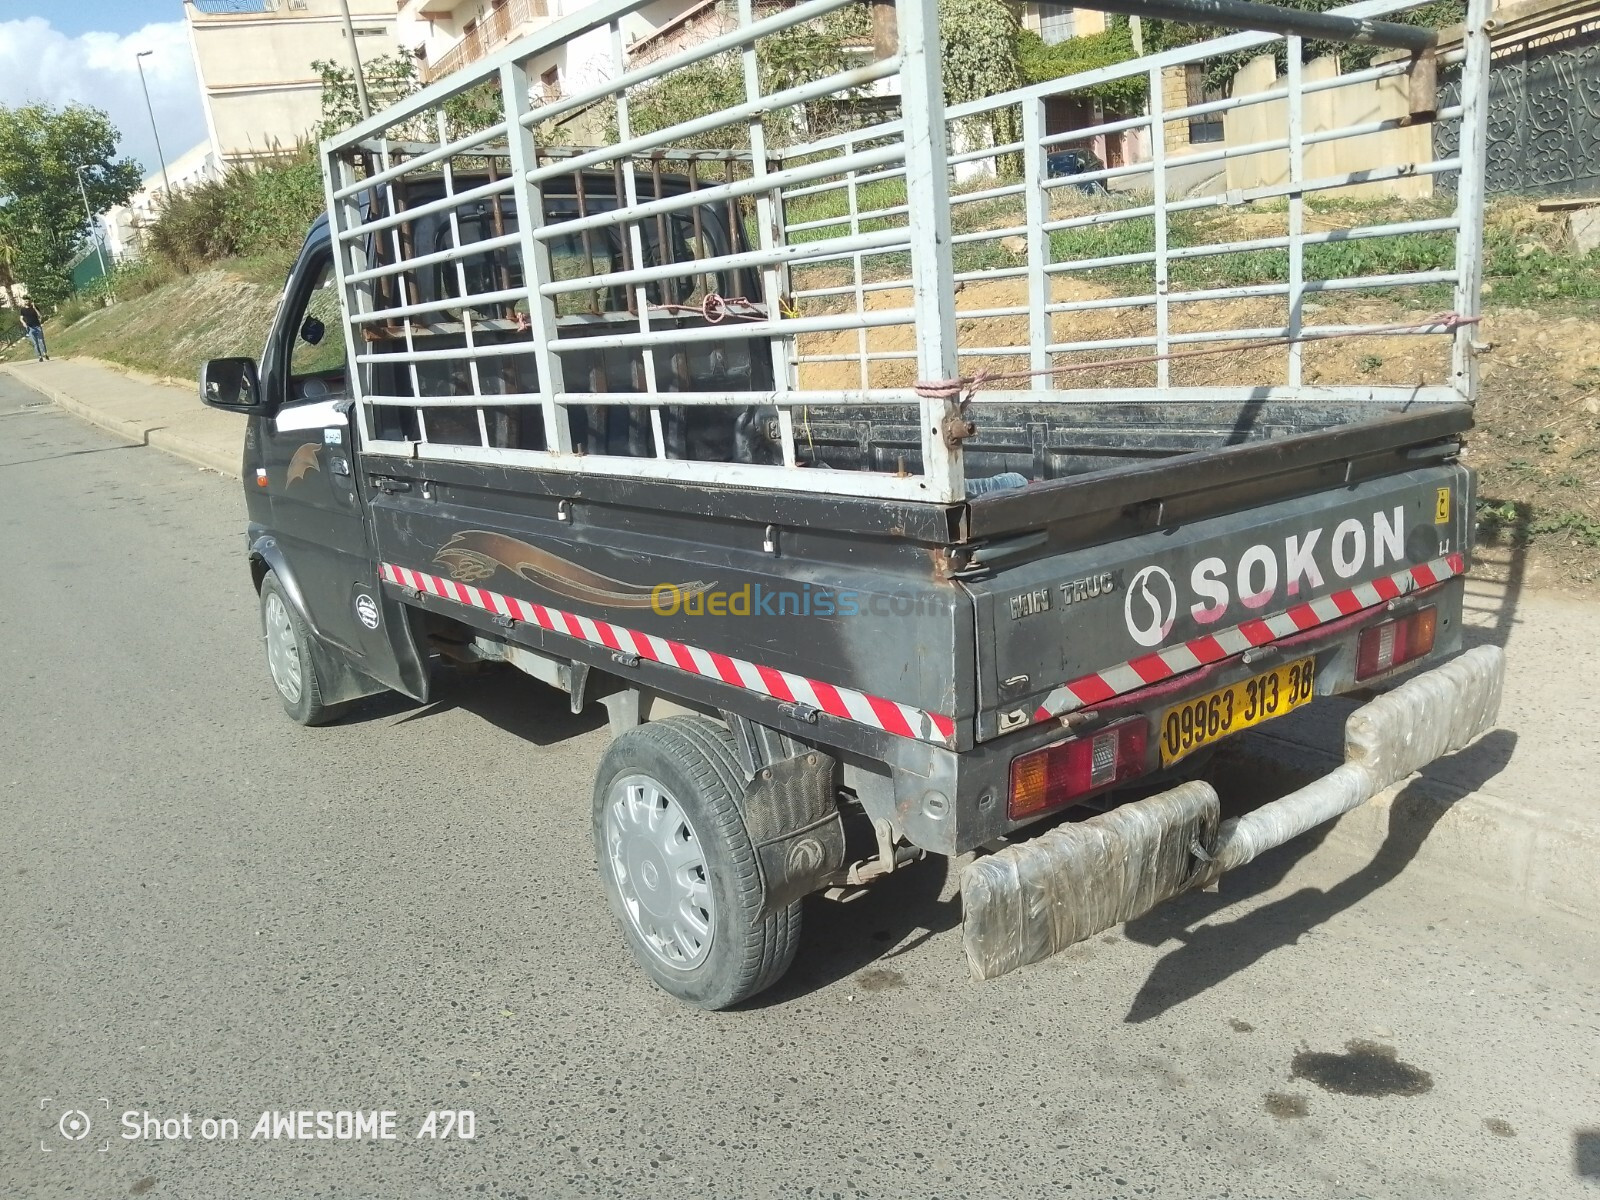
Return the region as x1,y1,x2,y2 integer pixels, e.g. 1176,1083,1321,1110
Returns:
435,530,713,610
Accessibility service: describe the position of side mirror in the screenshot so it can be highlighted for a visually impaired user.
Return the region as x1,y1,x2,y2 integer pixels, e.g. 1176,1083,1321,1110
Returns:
201,357,261,411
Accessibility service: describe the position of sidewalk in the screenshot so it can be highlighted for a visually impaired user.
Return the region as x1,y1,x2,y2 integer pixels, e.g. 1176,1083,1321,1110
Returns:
0,357,243,479
6,355,1597,922
1234,565,1600,922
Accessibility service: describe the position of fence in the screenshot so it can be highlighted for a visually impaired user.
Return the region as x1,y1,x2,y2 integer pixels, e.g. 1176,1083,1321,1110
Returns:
1436,15,1600,197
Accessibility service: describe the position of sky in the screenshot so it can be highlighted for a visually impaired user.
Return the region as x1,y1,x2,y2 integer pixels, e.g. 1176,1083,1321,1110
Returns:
0,1,209,181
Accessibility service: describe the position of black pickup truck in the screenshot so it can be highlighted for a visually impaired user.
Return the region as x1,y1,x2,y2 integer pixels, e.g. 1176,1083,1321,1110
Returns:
198,0,1505,1006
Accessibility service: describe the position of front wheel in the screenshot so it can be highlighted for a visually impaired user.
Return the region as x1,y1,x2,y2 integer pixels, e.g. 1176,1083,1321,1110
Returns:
592,717,801,1010
259,570,344,726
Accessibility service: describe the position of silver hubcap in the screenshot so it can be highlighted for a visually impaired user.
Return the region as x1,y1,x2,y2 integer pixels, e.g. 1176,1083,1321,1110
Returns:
604,774,715,969
263,592,303,705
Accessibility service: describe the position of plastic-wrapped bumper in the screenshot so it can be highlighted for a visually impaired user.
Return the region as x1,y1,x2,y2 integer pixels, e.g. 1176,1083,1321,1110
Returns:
960,645,1506,981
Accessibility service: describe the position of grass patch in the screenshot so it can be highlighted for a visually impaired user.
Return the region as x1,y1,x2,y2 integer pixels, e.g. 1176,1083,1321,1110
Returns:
783,186,1600,305
16,260,285,382
1478,498,1600,551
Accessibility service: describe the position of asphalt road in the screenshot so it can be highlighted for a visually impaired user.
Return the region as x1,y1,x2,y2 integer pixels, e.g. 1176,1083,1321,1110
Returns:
2,376,1598,1200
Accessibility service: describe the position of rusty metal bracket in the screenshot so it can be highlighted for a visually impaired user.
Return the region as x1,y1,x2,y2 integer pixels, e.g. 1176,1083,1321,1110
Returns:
941,412,978,450
1407,49,1438,122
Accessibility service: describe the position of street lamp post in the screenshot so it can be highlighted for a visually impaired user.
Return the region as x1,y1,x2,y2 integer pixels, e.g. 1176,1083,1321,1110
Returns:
336,0,373,120
134,50,173,201
75,166,111,281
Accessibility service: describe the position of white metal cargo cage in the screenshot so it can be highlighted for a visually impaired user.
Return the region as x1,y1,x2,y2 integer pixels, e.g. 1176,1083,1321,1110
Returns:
320,0,1491,504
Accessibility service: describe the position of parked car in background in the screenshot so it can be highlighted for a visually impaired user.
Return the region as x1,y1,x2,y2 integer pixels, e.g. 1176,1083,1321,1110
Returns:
1047,146,1108,193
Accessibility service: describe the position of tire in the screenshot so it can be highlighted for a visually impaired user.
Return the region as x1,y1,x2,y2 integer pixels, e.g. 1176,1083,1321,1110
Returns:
259,570,344,727
592,716,801,1010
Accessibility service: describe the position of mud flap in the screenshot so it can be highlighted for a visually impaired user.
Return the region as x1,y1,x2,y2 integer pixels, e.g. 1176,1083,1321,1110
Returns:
737,750,846,919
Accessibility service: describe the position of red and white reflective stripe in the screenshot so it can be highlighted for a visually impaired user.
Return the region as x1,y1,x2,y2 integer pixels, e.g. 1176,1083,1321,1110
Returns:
380,563,957,746
1032,553,1466,723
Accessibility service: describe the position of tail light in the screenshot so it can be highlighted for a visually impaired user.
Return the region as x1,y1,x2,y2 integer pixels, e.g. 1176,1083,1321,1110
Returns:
1008,719,1149,821
1355,606,1438,680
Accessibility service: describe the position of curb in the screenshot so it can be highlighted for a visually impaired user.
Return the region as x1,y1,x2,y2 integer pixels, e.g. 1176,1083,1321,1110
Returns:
1229,730,1600,925
0,362,241,480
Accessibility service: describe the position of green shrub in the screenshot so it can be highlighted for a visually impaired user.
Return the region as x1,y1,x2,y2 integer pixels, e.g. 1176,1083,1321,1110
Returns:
1015,26,1143,109
233,152,323,263
144,148,324,275
77,258,173,304
54,297,92,327
145,171,248,269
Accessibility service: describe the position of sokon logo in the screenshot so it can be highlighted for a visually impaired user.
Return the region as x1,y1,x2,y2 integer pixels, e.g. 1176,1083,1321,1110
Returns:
1122,506,1409,646
1124,566,1178,647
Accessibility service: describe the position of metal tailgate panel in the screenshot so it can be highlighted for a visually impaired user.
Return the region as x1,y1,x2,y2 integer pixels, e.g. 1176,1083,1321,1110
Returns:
966,464,1474,741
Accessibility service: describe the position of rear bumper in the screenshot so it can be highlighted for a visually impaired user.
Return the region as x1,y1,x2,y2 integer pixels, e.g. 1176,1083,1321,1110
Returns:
886,576,1466,857
959,644,1506,981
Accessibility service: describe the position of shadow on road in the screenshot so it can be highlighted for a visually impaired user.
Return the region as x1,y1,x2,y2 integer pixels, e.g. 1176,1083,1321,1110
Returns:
1465,500,1531,650
341,663,606,747
1576,1129,1600,1179
1120,727,1519,1024
750,855,960,1007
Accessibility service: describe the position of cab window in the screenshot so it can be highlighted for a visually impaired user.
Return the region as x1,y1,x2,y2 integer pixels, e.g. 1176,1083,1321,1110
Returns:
288,256,347,401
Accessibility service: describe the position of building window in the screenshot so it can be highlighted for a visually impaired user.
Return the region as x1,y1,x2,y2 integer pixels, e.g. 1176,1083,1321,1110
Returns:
1185,64,1226,144
540,66,561,100
1038,3,1076,44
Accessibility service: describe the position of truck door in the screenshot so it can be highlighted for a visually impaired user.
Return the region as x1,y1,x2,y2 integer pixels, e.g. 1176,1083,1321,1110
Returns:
261,237,427,699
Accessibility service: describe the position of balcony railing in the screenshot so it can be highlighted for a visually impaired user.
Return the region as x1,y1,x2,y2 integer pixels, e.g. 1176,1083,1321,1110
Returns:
423,0,550,82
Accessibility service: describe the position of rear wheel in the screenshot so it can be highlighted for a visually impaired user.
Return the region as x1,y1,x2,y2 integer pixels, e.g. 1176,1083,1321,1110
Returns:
259,571,343,726
592,717,801,1010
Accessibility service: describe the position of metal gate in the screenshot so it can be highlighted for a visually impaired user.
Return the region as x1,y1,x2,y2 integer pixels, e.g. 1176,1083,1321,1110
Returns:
1437,21,1600,196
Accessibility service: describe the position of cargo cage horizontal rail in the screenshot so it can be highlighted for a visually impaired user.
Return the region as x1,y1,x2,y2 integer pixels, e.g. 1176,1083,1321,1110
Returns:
319,0,1492,505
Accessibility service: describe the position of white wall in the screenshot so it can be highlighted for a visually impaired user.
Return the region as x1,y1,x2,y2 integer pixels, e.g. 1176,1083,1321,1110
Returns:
187,0,405,161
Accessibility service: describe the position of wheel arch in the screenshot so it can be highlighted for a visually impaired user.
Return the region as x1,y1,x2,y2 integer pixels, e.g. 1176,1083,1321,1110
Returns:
251,537,390,710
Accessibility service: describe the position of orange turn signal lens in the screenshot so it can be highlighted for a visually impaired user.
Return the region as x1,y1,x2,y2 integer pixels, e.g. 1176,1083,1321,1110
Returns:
1009,753,1052,820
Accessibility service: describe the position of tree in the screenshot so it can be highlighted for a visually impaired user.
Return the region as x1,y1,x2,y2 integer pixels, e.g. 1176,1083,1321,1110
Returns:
0,223,22,309
0,103,141,307
315,53,426,141
316,52,504,145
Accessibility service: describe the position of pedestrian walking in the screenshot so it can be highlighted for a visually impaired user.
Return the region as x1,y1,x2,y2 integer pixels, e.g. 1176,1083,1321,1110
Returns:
17,300,48,362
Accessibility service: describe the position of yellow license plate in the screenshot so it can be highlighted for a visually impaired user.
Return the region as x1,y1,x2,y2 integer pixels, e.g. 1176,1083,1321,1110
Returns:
1158,657,1316,767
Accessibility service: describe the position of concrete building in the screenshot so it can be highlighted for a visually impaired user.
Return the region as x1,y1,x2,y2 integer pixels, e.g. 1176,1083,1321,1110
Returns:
101,142,223,263
399,0,709,90
185,0,406,164
1018,3,1110,46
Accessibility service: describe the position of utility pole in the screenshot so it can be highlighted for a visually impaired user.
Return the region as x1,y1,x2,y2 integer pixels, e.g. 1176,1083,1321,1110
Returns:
337,0,373,120
75,166,110,281
134,51,173,200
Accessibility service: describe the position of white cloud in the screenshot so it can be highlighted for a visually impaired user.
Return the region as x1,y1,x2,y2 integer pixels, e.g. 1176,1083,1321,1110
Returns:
0,16,209,182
